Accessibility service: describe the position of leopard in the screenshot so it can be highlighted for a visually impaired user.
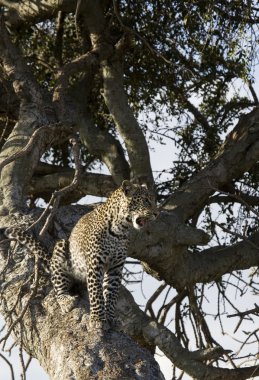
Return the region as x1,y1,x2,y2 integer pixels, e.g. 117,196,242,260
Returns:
4,180,158,330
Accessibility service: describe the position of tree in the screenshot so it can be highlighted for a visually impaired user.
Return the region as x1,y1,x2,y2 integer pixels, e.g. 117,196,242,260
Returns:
0,1,259,379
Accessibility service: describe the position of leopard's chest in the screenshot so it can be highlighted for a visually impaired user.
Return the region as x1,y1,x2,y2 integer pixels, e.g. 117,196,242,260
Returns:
69,215,130,280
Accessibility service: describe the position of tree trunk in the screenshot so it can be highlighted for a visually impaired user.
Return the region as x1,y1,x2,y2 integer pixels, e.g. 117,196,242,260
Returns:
0,213,164,380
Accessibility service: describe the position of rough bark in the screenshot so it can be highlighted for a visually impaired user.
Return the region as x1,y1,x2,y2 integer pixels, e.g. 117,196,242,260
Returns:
0,2,259,379
79,0,154,186
0,215,164,380
1,0,77,27
101,58,154,186
77,112,130,185
165,106,259,221
30,167,117,203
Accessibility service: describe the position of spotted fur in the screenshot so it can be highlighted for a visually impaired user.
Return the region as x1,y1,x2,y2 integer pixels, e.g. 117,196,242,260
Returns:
51,180,158,328
4,181,158,329
4,228,51,271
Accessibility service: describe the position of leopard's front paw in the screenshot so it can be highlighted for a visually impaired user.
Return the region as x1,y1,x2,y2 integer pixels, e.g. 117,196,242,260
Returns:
57,294,77,313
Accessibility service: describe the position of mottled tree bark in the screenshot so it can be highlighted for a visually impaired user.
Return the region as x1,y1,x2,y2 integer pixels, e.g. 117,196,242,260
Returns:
0,214,164,380
0,1,259,379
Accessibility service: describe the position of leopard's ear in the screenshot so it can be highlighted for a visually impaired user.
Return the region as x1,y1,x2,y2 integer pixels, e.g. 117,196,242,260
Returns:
121,180,135,196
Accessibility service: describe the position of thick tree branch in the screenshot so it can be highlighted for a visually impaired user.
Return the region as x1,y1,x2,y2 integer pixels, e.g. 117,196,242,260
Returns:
0,21,59,213
54,76,130,183
0,124,72,174
78,112,130,184
0,18,52,120
52,0,113,122
127,212,259,289
52,18,129,183
54,11,65,67
52,51,99,123
0,0,77,27
0,122,71,214
30,170,117,203
164,106,259,221
51,203,258,295
77,0,153,186
208,194,259,206
55,205,211,288
118,287,259,380
179,232,259,285
1,209,257,380
101,58,154,186
0,214,164,380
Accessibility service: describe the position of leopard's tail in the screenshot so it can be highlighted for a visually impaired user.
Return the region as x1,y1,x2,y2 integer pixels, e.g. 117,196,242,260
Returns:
2,227,51,272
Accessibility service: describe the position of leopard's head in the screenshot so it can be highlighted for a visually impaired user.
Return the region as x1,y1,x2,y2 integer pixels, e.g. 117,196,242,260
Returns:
121,180,159,230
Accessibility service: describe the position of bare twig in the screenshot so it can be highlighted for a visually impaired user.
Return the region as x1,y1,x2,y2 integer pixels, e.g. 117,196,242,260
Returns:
9,274,34,314
39,137,82,236
19,324,26,380
29,137,82,237
158,289,188,325
228,304,259,319
24,355,32,372
0,116,10,147
214,221,259,250
188,287,218,347
209,188,259,219
144,282,167,319
0,255,40,349
248,80,259,105
0,352,15,380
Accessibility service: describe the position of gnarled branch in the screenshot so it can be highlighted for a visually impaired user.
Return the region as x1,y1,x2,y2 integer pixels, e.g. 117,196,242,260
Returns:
165,106,259,221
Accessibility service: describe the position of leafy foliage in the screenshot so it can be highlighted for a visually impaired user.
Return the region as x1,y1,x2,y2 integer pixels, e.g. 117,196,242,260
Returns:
10,0,258,240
